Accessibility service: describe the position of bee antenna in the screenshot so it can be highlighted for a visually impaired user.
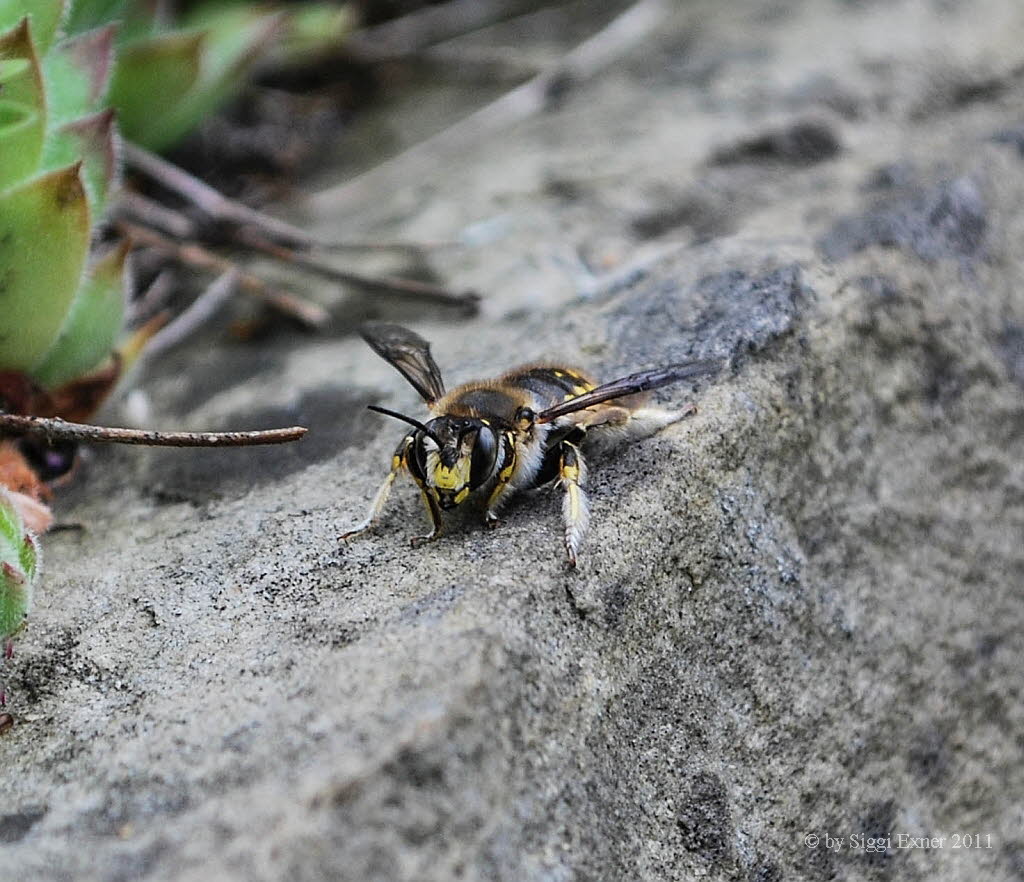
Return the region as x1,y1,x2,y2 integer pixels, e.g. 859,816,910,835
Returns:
367,405,442,445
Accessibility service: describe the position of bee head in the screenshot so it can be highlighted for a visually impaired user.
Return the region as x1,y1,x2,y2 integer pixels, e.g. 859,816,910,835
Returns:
422,417,498,510
367,406,501,510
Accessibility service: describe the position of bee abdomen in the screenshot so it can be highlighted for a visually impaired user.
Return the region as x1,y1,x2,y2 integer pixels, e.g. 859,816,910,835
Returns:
501,367,595,411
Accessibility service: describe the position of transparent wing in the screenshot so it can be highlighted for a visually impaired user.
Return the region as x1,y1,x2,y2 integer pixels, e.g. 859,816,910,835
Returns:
360,322,446,404
536,360,721,424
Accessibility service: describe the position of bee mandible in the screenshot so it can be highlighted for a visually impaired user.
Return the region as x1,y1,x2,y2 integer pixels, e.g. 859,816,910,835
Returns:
341,323,719,566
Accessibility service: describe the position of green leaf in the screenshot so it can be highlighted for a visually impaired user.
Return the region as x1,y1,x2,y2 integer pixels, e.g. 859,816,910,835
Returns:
18,533,36,582
0,55,28,77
114,6,282,151
277,3,354,62
32,238,128,388
44,24,116,125
0,18,45,192
0,492,34,640
63,0,125,36
0,98,39,149
0,491,21,555
0,164,91,372
107,29,204,149
0,0,66,53
0,560,30,637
42,107,119,216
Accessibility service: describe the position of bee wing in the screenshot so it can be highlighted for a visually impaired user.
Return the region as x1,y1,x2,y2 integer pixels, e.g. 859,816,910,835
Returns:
536,359,721,424
360,322,446,405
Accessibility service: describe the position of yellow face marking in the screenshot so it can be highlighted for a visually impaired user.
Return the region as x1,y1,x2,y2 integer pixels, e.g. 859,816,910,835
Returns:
433,465,459,490
432,457,471,491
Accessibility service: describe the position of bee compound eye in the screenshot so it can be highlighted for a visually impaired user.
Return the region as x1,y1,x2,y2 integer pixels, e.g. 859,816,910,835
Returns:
407,434,429,480
470,426,498,488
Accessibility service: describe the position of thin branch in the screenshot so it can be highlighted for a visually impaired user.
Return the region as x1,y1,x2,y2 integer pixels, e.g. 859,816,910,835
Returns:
125,141,315,247
119,222,330,329
124,143,439,253
347,0,541,60
120,189,197,240
414,44,547,82
128,268,178,326
0,413,307,447
143,270,239,357
233,228,480,311
310,0,669,213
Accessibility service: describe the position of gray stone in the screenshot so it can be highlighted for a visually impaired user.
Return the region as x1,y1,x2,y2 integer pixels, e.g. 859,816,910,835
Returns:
2,1,1022,880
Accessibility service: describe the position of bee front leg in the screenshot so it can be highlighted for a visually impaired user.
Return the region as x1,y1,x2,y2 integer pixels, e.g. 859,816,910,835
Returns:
339,434,413,540
558,441,589,567
409,484,443,547
483,432,518,529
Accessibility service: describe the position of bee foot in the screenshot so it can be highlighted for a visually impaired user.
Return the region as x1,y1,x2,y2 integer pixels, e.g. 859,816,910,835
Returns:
671,403,698,422
409,533,439,548
338,529,366,543
484,515,500,530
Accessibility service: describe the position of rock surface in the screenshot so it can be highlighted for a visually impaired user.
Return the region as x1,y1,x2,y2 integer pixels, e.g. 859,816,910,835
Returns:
3,1,1024,880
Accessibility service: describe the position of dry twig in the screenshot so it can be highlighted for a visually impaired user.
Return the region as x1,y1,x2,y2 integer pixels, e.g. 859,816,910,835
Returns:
120,190,198,240
128,269,178,326
413,44,546,81
125,142,318,249
120,221,330,329
233,228,480,310
0,413,307,447
125,143,439,253
143,270,240,357
347,0,541,60
123,147,475,313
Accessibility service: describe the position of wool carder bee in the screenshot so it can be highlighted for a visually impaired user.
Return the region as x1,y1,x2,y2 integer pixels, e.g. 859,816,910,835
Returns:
341,323,720,566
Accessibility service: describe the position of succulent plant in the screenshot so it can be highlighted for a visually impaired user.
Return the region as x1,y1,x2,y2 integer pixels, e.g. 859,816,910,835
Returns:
0,2,128,392
0,489,38,650
0,2,326,688
0,2,128,626
68,0,353,152
0,0,352,391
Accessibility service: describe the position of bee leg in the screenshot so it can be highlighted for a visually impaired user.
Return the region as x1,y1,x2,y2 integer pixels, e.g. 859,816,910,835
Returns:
577,405,632,429
621,404,697,435
339,434,412,540
558,441,589,567
582,403,696,448
483,486,511,529
483,431,518,529
409,485,443,547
